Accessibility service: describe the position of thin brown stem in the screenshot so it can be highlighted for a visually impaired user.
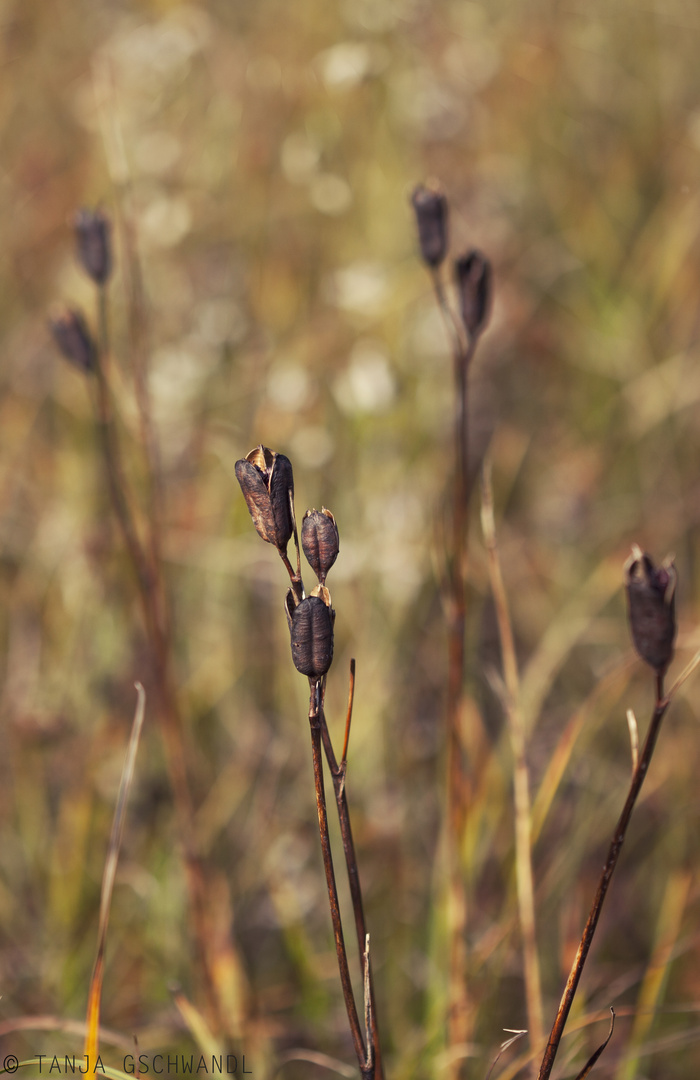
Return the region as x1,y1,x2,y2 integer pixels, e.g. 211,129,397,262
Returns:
363,934,374,1074
341,658,356,768
318,698,384,1080
432,271,466,360
279,547,304,602
308,682,372,1079
537,682,670,1080
432,265,477,1061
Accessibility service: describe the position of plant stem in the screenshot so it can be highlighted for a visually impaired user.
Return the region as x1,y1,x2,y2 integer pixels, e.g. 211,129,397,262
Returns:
308,681,372,1079
433,266,477,1061
480,462,544,1067
318,696,384,1080
537,679,670,1080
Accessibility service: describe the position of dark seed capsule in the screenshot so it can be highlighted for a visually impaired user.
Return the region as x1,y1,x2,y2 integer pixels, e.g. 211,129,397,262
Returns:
235,445,295,552
49,307,97,373
454,250,492,340
410,184,449,269
290,594,334,678
74,209,112,285
624,545,676,675
302,508,339,584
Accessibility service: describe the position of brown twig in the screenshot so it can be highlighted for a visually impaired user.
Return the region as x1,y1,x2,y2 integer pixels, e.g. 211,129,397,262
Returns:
308,680,373,1080
537,679,670,1079
431,269,477,1059
341,658,356,768
318,689,384,1080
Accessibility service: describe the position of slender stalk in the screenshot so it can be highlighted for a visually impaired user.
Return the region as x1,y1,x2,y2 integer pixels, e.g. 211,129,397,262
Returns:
341,658,356,768
432,271,467,361
318,698,384,1080
480,462,544,1065
431,270,477,1060
537,680,670,1080
308,681,372,1080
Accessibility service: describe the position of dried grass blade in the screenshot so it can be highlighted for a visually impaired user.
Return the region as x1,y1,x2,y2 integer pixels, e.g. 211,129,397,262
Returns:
84,684,147,1062
572,1008,615,1080
484,1029,527,1080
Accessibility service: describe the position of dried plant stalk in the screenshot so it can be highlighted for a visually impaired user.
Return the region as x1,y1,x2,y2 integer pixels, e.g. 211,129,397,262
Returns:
235,449,382,1078
480,462,544,1066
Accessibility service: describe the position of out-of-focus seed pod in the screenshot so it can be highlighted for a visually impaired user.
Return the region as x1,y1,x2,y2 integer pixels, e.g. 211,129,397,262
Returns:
454,250,492,340
74,209,112,285
235,445,295,552
302,508,339,584
49,307,96,373
624,545,676,676
289,588,334,678
411,184,448,268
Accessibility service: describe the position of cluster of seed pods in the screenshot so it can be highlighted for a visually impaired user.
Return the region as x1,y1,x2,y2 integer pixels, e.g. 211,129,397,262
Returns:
235,446,340,679
49,208,112,372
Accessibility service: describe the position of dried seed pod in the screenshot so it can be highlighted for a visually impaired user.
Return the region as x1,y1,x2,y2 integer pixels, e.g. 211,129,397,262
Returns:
410,184,448,268
74,209,112,285
454,250,492,340
302,508,339,584
235,445,295,552
289,592,334,678
624,545,676,675
49,307,97,373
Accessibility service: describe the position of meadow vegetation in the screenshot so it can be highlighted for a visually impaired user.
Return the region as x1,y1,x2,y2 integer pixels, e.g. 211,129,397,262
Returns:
2,1,700,1078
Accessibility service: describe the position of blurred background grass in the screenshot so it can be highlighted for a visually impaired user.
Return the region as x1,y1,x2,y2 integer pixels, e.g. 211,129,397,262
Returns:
2,0,700,1077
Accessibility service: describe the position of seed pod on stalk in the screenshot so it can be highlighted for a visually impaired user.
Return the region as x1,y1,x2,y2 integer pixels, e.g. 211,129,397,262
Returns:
235,445,295,552
74,208,113,286
49,307,97,373
411,184,449,269
624,545,676,676
302,508,339,584
454,249,492,341
289,587,335,678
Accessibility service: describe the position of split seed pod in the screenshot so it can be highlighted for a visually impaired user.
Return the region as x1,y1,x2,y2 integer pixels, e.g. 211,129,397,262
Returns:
74,209,112,286
454,250,492,340
624,545,676,675
289,587,335,678
235,445,295,552
411,184,449,268
302,508,339,584
49,307,96,373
